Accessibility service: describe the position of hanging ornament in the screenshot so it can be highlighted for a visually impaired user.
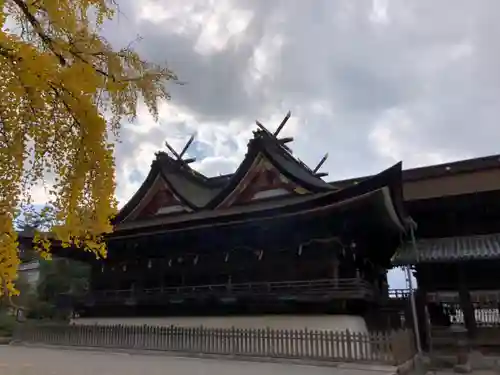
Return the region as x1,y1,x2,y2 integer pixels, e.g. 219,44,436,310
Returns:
147,259,152,269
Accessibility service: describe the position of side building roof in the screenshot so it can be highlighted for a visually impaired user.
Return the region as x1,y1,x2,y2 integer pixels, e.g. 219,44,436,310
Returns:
392,233,500,265
332,154,500,188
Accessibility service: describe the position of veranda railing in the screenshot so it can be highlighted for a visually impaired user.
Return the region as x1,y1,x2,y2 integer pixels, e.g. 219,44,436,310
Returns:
87,278,377,305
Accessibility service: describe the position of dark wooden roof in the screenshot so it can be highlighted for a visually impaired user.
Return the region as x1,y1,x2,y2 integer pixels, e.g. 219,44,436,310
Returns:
115,130,337,222
113,161,409,238
19,163,410,266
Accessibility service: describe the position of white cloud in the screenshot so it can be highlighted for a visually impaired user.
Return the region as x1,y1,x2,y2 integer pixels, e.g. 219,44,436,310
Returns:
370,0,390,25
368,107,459,167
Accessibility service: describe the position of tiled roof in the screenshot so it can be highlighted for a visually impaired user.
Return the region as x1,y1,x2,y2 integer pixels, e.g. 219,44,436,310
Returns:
392,233,500,265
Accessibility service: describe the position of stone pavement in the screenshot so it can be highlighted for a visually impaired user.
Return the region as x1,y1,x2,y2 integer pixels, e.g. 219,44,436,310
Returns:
426,371,499,375
0,345,398,375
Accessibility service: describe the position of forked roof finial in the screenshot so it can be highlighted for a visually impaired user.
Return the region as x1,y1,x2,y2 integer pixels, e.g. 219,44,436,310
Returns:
312,153,329,178
255,110,294,149
164,134,197,164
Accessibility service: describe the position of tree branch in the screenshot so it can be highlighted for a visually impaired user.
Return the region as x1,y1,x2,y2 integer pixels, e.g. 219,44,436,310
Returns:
10,0,67,66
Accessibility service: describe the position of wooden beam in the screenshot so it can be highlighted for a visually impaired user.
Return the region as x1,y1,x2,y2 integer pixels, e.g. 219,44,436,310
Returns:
274,111,291,136
164,140,180,159
313,153,329,173
255,120,273,136
179,134,195,159
278,137,294,144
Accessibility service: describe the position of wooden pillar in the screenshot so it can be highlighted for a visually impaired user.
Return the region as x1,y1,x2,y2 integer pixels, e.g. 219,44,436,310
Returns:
109,262,119,290
332,256,339,287
457,264,477,339
89,261,98,290
159,259,165,291
415,265,431,351
415,289,430,351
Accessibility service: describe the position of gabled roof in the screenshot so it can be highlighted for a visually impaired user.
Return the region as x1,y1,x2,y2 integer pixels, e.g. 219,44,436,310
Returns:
113,156,219,223
259,132,336,192
115,130,336,222
20,162,409,266
113,161,409,238
205,130,336,209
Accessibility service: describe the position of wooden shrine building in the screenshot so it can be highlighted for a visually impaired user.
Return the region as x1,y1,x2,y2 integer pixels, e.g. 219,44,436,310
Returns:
47,113,412,319
385,155,500,348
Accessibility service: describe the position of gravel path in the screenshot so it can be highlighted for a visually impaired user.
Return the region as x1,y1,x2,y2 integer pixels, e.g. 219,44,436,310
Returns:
0,345,383,375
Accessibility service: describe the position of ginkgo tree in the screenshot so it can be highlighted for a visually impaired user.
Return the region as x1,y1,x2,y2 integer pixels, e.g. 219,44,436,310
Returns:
0,0,177,295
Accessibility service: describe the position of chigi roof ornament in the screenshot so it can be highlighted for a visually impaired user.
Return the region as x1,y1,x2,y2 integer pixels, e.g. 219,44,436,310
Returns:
164,134,196,164
312,153,329,178
255,110,294,150
254,111,330,179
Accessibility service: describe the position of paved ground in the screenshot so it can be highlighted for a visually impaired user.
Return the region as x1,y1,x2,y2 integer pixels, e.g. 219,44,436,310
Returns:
0,346,393,375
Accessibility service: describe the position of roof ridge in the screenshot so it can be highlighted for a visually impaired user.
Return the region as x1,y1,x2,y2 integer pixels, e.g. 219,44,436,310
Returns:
332,153,500,186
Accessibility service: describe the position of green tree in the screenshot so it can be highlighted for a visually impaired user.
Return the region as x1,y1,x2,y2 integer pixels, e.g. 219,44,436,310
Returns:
35,258,90,320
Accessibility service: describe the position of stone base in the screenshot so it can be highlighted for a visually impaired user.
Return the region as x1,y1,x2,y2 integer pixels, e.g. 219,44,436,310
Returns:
72,314,370,333
72,314,372,361
454,362,472,373
469,350,486,369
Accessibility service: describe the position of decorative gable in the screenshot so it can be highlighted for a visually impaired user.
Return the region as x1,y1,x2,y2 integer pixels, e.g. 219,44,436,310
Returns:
137,187,186,219
223,156,309,207
124,175,188,221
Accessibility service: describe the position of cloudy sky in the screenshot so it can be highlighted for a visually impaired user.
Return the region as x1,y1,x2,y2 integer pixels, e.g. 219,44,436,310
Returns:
101,0,500,205
34,0,500,287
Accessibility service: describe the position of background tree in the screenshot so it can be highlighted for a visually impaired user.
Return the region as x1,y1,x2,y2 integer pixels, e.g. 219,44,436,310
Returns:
0,0,177,294
34,258,90,320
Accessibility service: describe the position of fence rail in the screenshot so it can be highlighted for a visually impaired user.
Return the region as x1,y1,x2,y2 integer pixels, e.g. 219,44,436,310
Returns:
13,324,415,365
388,289,411,299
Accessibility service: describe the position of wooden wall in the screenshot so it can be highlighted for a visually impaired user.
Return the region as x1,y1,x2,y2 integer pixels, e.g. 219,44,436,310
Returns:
403,168,500,201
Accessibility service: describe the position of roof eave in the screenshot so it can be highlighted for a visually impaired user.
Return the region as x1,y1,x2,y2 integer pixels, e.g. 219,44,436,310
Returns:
113,161,161,224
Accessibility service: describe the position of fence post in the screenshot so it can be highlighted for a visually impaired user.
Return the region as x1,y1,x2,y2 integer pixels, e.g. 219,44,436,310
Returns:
390,330,402,365
229,326,234,355
345,329,352,361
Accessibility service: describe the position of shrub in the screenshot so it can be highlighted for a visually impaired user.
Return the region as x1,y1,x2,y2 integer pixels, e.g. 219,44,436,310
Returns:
0,311,17,337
